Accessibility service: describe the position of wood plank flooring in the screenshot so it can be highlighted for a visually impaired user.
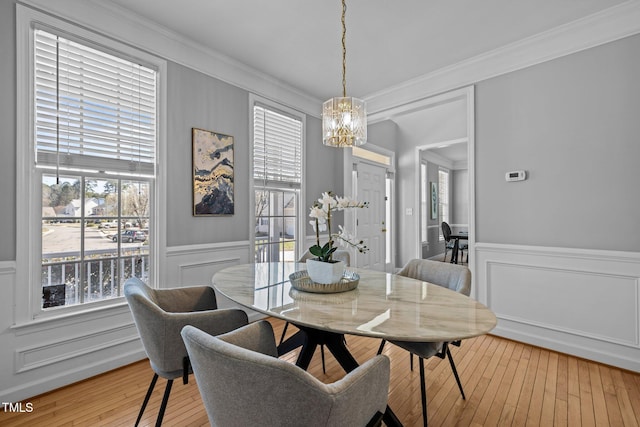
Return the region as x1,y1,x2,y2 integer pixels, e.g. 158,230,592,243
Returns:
1,317,639,426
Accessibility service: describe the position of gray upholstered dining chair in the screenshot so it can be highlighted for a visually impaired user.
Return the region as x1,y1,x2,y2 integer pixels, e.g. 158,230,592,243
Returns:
182,320,390,427
124,277,248,427
279,249,352,373
377,259,471,427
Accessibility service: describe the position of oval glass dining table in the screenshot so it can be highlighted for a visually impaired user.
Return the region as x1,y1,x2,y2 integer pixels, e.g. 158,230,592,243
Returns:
213,262,497,426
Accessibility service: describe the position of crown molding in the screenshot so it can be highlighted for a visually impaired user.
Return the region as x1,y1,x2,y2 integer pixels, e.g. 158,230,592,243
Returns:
18,0,640,119
365,0,640,115
18,0,322,117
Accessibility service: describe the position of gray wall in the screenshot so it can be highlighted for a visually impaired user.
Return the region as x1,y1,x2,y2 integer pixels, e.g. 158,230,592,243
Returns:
476,33,640,252
167,62,341,246
451,169,468,227
304,114,344,237
421,160,441,259
0,12,341,252
0,1,17,261
166,63,250,246
368,119,399,152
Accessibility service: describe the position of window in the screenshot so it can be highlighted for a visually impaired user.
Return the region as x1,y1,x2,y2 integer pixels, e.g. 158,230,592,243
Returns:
32,28,157,310
438,168,450,240
252,102,304,262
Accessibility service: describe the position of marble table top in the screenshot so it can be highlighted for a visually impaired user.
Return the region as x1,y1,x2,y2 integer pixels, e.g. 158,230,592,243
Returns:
213,262,497,342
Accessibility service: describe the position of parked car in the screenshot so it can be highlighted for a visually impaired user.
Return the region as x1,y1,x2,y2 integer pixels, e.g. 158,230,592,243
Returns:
112,230,146,243
99,220,119,229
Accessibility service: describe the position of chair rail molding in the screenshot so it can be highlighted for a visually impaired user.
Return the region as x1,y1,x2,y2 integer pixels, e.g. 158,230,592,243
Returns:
165,240,258,319
475,242,640,372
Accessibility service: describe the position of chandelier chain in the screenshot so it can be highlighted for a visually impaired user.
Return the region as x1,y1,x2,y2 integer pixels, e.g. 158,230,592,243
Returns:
341,0,347,97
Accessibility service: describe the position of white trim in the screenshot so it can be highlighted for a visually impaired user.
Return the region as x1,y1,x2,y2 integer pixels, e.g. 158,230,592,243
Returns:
410,86,475,277
476,242,640,263
421,150,455,170
2,347,145,402
19,0,322,117
365,0,640,115
248,94,307,262
15,322,139,373
476,243,640,372
15,4,167,323
344,143,396,271
166,241,251,256
0,261,16,275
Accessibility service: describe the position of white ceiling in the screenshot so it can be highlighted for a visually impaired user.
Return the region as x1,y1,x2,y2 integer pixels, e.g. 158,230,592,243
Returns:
105,0,626,102
102,0,628,162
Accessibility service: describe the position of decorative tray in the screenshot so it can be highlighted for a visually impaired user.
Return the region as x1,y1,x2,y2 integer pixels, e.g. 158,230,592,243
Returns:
289,270,360,294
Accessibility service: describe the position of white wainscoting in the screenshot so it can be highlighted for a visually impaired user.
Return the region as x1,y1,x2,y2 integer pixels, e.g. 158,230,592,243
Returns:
164,241,264,320
475,243,640,372
1,241,256,402
0,260,146,402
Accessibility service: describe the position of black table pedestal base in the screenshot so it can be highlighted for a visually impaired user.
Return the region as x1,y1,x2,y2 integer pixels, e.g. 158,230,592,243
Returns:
278,325,403,427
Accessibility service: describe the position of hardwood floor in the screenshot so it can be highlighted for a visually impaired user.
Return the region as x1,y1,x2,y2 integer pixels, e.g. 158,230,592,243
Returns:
2,317,639,427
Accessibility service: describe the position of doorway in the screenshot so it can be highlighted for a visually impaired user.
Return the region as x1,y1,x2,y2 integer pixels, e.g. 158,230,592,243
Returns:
354,161,386,270
346,144,395,271
363,85,475,272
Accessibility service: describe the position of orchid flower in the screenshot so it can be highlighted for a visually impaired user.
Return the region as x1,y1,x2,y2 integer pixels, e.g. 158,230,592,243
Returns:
308,191,369,262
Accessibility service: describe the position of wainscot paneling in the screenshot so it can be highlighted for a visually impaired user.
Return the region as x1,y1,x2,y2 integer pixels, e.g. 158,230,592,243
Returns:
164,241,263,320
475,243,640,372
1,259,144,403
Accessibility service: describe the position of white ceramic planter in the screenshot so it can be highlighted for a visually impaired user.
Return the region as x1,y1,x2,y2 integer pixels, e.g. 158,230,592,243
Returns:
306,259,345,284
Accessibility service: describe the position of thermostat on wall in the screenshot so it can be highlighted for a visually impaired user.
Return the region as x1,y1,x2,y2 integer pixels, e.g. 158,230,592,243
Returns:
505,170,527,182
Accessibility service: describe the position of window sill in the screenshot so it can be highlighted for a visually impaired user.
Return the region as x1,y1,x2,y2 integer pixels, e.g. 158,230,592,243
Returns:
11,299,130,336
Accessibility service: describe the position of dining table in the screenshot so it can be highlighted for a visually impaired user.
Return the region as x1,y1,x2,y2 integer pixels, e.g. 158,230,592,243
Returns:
212,262,497,427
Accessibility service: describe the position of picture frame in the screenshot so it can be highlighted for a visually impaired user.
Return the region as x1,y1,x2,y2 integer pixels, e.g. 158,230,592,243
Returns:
192,128,234,215
430,181,438,220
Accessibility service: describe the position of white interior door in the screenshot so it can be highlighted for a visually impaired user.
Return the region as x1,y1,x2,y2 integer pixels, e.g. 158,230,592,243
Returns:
355,162,386,270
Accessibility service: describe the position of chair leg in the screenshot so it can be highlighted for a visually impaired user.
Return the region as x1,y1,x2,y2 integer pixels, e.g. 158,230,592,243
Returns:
443,246,448,262
135,373,158,427
419,357,428,427
155,379,173,427
376,339,386,355
446,345,465,400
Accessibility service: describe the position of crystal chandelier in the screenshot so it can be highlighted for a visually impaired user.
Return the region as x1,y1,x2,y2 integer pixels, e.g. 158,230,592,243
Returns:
322,0,367,147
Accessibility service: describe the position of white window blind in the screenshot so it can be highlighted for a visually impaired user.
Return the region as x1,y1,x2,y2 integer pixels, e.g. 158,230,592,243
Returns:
253,105,302,187
34,29,157,175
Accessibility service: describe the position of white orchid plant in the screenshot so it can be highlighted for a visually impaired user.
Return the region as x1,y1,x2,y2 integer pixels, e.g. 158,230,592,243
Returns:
309,191,369,262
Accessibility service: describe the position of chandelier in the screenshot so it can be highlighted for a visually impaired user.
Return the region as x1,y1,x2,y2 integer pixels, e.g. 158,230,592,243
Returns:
322,0,367,147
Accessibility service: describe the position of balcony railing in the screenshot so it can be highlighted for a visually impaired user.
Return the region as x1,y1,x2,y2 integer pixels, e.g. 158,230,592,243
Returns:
42,248,149,308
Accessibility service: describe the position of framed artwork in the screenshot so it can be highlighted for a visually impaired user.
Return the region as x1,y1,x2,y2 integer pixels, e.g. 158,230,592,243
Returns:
192,128,234,215
430,181,438,220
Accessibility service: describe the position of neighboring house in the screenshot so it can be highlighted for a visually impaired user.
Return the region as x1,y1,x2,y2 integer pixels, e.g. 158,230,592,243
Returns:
61,198,101,217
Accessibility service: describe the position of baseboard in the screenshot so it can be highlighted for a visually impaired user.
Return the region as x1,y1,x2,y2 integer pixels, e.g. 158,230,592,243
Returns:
1,349,146,402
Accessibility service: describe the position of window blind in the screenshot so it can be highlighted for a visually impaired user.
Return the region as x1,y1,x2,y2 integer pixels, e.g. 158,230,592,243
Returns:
34,29,157,175
253,105,302,187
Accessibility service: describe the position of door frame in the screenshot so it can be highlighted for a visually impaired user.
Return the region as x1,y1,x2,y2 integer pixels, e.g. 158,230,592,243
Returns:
344,143,396,272
410,87,475,278
363,86,475,285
